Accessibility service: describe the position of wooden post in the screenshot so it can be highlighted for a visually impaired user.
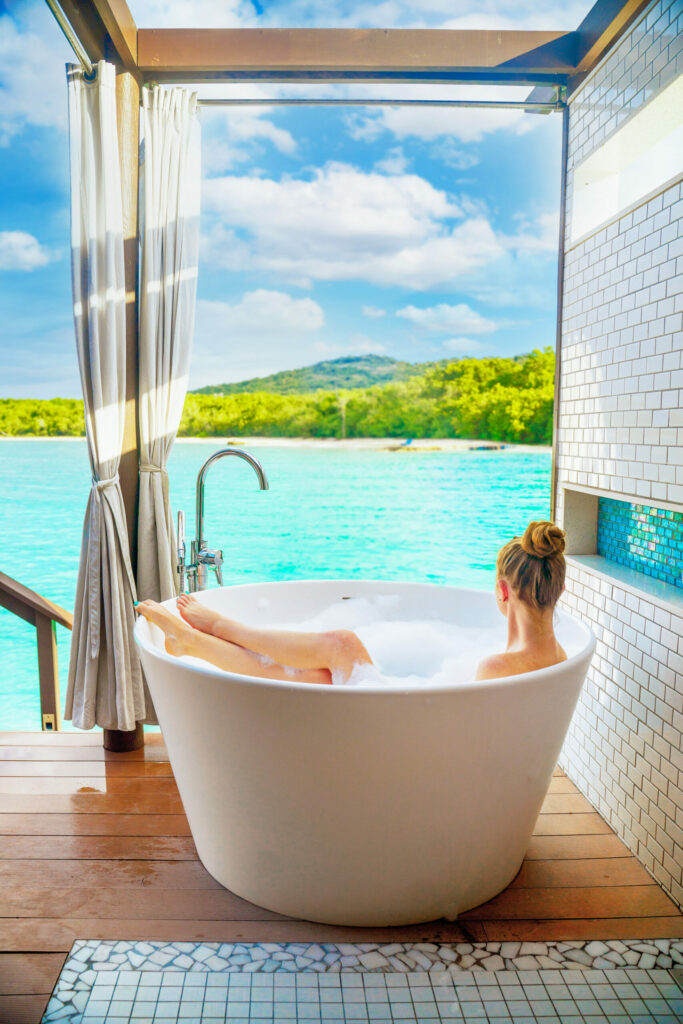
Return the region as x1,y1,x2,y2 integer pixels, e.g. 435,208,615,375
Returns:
104,67,144,754
35,615,61,732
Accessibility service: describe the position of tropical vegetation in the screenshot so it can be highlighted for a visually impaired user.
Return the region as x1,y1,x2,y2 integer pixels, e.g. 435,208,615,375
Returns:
0,348,555,445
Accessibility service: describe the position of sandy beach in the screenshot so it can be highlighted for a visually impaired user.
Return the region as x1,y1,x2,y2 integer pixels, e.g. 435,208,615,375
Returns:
1,435,550,454
184,437,552,454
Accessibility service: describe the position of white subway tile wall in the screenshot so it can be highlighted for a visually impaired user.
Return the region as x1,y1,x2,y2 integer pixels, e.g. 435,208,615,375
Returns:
557,0,683,910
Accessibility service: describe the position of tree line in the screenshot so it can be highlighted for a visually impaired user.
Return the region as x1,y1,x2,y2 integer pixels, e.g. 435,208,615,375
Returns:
0,349,554,445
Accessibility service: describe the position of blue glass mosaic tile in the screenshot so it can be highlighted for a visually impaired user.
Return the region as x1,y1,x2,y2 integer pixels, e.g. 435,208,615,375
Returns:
597,497,683,589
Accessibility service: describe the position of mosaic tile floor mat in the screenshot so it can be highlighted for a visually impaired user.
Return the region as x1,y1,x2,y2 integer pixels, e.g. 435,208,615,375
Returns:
43,942,683,1024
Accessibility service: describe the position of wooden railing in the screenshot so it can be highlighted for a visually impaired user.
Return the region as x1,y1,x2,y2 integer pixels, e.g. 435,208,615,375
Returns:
0,571,73,731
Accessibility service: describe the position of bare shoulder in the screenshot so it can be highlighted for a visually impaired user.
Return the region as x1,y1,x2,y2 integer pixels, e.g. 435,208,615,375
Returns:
475,652,517,681
475,644,568,681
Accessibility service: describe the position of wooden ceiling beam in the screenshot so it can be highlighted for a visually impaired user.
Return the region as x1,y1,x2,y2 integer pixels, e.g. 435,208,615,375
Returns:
136,28,577,84
56,1,652,96
570,0,652,90
58,0,137,72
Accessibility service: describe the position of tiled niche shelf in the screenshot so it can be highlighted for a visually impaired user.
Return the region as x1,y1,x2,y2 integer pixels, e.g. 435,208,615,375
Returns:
598,497,683,589
562,486,683,614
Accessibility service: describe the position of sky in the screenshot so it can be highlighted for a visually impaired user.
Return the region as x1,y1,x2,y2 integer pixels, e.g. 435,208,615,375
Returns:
0,0,591,397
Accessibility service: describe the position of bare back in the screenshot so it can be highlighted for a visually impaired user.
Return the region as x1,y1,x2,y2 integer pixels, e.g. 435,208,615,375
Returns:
475,640,567,681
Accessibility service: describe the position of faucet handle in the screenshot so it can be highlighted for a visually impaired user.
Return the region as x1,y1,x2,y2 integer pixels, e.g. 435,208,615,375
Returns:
198,547,224,588
177,510,186,559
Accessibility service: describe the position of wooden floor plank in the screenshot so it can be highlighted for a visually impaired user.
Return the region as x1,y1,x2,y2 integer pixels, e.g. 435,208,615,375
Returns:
0,813,191,837
0,859,215,888
532,813,612,835
0,732,104,745
509,857,655,888
483,917,683,940
540,793,597,815
0,994,51,1023
547,777,579,793
524,834,634,860
0,952,65,994
0,746,169,762
0,793,184,814
3,887,289,922
0,792,612,817
0,732,164,747
0,836,196,861
460,884,679,921
0,777,179,796
0,760,173,777
5,882,678,924
3,856,651,894
0,918,486,952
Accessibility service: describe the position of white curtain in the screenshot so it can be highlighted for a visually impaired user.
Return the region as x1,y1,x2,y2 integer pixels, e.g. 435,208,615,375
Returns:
136,87,201,602
64,61,148,731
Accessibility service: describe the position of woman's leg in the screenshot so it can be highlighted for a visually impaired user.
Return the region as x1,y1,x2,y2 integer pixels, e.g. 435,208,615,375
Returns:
136,602,332,684
176,593,372,680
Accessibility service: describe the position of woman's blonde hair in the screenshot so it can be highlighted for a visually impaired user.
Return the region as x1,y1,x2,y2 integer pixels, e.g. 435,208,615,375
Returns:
496,521,566,610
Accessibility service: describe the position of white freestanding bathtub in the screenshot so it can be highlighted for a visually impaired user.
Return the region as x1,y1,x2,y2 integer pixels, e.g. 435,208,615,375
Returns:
134,580,594,926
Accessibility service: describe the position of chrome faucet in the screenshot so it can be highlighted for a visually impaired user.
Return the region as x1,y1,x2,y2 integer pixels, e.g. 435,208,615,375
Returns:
177,447,269,593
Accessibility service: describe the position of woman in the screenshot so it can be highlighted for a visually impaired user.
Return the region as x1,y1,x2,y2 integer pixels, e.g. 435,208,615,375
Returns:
136,520,567,684
475,519,566,680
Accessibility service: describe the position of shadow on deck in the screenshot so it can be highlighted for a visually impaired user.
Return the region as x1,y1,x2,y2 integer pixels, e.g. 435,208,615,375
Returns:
0,730,681,1022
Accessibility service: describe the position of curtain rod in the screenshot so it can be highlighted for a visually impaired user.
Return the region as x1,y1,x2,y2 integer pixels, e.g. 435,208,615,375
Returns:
44,0,94,76
197,97,563,111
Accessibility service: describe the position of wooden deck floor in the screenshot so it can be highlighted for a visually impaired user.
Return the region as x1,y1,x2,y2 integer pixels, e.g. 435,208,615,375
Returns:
1,731,681,1023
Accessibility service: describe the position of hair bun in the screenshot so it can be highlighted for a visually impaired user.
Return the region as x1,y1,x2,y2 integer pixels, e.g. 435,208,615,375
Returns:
521,521,566,558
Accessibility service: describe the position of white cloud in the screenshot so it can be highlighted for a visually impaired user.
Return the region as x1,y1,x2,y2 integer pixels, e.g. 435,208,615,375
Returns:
204,162,460,249
345,84,539,145
131,0,256,27
201,100,297,174
374,147,409,175
503,211,560,253
241,0,589,29
313,335,388,358
0,7,70,144
202,162,510,289
442,337,487,354
397,302,497,335
197,289,324,335
362,306,386,318
191,289,325,386
0,231,54,271
430,139,479,170
349,105,529,145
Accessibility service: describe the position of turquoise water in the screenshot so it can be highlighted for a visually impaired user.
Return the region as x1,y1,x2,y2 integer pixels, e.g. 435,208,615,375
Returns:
0,440,551,730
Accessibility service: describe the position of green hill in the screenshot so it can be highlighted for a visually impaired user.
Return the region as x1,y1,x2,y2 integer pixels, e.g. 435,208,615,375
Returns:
192,354,436,395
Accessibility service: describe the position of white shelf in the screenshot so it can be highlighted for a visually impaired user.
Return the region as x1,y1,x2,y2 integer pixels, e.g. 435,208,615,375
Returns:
567,554,683,615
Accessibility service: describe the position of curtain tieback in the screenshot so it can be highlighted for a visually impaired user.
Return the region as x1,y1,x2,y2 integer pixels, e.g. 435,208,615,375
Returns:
139,464,165,474
92,474,120,491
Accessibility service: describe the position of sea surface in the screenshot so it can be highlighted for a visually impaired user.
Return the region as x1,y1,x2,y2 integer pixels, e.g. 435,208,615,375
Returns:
0,439,551,730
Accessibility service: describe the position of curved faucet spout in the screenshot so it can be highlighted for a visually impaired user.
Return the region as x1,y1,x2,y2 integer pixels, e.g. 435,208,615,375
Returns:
196,447,269,552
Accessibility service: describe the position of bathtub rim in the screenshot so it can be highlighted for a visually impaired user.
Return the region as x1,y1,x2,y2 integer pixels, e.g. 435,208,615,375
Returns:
134,578,595,695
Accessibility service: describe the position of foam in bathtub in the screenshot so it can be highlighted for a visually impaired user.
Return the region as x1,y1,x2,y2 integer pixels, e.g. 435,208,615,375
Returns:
273,595,504,687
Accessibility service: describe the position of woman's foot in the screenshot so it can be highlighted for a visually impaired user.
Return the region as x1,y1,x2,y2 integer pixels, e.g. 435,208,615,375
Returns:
136,600,195,658
176,593,222,635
